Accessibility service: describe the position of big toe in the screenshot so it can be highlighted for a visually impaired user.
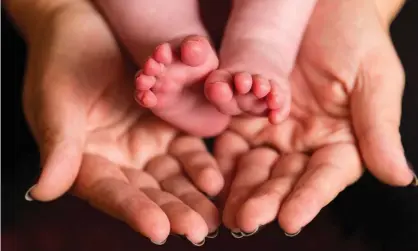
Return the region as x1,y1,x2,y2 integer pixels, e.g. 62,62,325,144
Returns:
204,70,241,115
181,36,213,67
205,70,233,104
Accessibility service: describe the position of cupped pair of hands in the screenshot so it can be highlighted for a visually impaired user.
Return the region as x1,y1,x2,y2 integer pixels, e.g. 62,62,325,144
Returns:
19,0,415,246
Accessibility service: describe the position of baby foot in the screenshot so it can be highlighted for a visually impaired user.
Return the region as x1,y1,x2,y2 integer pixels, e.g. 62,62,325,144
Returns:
204,0,317,124
134,35,229,137
205,69,290,124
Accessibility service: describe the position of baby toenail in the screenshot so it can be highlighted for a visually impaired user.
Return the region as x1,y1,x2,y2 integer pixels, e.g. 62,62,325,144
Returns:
187,36,203,43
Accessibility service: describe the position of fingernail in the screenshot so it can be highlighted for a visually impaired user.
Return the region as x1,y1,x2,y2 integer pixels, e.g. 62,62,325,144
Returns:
410,177,418,187
231,229,245,239
207,229,219,239
172,234,206,246
284,229,302,237
242,225,260,237
203,192,217,201
25,185,36,201
191,239,205,247
150,239,167,245
409,174,417,187
408,162,418,187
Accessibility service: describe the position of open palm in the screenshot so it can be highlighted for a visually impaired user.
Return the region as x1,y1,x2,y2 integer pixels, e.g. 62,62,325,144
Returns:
24,2,223,244
219,0,413,235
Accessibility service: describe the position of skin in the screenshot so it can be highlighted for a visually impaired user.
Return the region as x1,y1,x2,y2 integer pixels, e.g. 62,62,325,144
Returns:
4,0,414,246
93,0,318,133
205,0,317,124
92,0,229,137
218,0,415,235
6,0,224,244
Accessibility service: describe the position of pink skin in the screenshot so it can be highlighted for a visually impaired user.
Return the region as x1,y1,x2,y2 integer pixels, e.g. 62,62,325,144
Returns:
205,0,318,124
135,36,213,109
94,0,317,132
93,0,229,137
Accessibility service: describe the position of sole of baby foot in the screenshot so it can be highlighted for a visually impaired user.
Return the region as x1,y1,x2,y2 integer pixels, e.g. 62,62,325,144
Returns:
135,35,217,108
204,70,290,124
134,35,229,137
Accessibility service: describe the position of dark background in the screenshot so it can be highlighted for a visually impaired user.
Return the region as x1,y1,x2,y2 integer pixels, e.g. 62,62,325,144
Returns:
2,2,418,251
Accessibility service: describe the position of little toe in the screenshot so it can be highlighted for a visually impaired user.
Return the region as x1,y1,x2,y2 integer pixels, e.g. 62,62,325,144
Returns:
135,73,156,91
252,75,271,98
143,57,164,76
234,72,253,94
154,43,173,64
136,90,158,108
181,36,212,67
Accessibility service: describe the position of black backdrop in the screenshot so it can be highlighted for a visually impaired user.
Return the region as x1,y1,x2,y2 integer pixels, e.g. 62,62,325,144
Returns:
2,2,418,250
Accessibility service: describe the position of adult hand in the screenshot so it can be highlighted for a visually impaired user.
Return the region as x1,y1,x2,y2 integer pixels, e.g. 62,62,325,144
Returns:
215,0,416,236
9,0,223,244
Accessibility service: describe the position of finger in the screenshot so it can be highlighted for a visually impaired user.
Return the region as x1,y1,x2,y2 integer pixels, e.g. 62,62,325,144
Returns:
122,168,161,190
213,131,250,203
22,1,131,201
141,188,208,245
177,151,224,197
223,148,278,230
352,36,413,186
73,154,170,244
279,143,363,234
145,155,182,181
146,156,217,238
161,175,219,235
169,136,224,196
236,154,308,233
26,76,86,202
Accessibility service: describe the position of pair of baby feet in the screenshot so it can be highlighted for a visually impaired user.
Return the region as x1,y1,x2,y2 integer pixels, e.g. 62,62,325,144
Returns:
134,35,291,136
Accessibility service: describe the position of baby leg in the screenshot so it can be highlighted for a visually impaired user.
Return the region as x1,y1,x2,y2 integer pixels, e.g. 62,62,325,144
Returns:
205,0,318,124
94,0,229,136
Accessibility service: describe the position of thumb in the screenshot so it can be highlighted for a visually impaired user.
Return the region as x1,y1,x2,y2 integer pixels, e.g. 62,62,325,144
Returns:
352,36,415,186
24,72,87,201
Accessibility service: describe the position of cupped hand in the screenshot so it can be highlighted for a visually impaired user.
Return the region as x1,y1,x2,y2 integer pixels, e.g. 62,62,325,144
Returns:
22,1,223,243
215,0,415,235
